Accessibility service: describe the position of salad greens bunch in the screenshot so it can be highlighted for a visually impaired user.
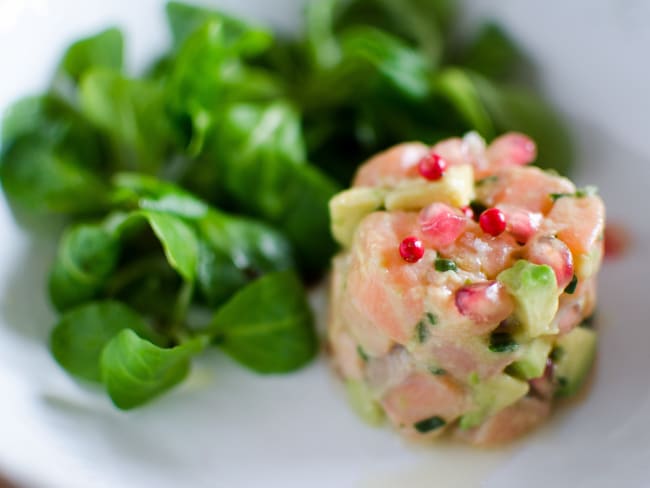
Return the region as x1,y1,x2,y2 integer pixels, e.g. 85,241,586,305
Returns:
0,0,572,409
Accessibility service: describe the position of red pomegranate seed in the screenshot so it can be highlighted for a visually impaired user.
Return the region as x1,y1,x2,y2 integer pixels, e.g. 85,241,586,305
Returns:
461,206,474,219
486,132,537,168
455,281,514,328
399,236,425,263
417,153,447,181
419,203,466,248
479,208,507,236
498,204,542,243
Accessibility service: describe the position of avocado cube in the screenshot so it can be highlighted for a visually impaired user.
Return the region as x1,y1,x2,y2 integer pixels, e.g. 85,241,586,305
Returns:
385,164,475,210
345,379,384,425
497,260,559,339
554,327,597,398
459,374,529,430
329,187,385,247
509,337,553,379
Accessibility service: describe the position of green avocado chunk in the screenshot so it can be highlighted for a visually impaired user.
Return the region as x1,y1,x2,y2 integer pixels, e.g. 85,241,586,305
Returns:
344,379,384,425
497,260,559,339
459,374,529,430
329,187,384,247
554,327,597,398
509,337,553,380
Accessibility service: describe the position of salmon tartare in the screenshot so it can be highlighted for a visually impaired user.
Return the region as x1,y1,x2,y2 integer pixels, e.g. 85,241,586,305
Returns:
328,132,604,445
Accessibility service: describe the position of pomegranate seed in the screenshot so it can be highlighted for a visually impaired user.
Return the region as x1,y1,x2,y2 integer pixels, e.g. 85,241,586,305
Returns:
479,208,506,236
461,206,474,219
526,235,574,289
419,203,466,248
486,132,537,167
417,153,447,181
399,236,425,263
455,281,514,329
498,205,542,243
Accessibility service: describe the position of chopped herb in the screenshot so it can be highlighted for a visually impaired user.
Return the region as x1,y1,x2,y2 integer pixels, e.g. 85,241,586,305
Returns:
356,345,369,362
429,367,446,376
575,186,598,198
488,332,519,353
413,415,446,433
415,313,437,343
469,201,487,218
426,312,438,326
415,320,429,343
564,274,578,294
549,192,572,202
557,376,568,388
550,346,565,362
476,175,498,186
550,186,598,202
468,372,480,385
434,258,457,272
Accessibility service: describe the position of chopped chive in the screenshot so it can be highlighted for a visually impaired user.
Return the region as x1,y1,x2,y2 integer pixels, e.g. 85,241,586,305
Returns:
564,274,578,294
414,415,446,433
549,192,572,202
488,333,519,353
469,201,487,217
429,366,446,375
550,346,565,362
426,312,438,326
356,345,369,362
434,258,457,272
416,320,428,343
575,185,598,198
550,186,598,202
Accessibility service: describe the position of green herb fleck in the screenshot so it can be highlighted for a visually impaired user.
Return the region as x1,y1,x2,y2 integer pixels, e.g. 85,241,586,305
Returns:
557,376,568,388
413,415,446,433
550,346,565,362
564,274,578,294
550,186,598,202
416,320,429,343
434,258,457,272
357,345,369,362
426,312,438,326
488,333,519,353
468,372,480,385
429,367,447,376
575,186,598,198
549,192,572,202
470,201,487,217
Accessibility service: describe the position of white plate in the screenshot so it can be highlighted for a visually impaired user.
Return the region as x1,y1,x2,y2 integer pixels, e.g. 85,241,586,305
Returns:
1,1,649,487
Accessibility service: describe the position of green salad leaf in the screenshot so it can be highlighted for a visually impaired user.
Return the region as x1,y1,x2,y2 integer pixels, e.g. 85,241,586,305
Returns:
0,135,110,214
79,69,174,173
49,224,120,311
210,271,317,373
50,301,162,382
101,329,208,409
212,102,338,273
57,28,124,83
